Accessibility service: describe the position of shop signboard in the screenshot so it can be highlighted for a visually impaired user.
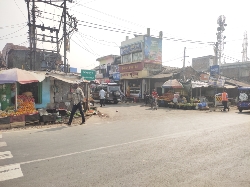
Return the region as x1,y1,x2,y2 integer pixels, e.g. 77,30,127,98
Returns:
200,73,209,82
210,65,220,78
208,78,225,87
143,36,162,64
96,73,103,79
113,72,120,81
81,69,96,81
120,42,142,56
120,70,148,79
119,62,144,73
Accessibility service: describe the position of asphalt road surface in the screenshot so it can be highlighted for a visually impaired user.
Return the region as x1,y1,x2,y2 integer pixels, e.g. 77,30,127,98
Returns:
1,103,250,187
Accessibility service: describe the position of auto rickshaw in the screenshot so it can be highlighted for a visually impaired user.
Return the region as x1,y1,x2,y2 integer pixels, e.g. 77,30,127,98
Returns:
237,87,250,112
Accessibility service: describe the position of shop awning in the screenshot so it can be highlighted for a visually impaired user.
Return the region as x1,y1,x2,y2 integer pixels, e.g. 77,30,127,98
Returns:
0,68,45,84
47,74,89,84
162,79,183,88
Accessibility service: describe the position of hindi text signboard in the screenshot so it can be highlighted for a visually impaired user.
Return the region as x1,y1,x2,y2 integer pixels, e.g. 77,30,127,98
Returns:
81,70,96,81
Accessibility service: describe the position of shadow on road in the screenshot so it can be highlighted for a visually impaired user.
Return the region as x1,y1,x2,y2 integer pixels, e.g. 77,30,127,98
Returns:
36,126,67,133
237,111,250,115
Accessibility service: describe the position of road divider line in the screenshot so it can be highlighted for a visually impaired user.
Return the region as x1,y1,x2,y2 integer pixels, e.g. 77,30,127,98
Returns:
0,151,13,160
0,164,23,182
0,142,7,147
0,122,242,169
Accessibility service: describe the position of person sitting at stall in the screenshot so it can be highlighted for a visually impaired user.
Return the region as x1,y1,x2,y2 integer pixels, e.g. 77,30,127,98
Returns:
178,95,183,103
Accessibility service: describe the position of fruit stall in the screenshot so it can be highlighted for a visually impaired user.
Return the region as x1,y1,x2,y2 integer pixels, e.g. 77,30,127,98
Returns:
0,68,45,129
0,95,40,129
158,91,174,107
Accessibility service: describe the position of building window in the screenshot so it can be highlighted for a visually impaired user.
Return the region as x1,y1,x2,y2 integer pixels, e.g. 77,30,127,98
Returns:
122,54,132,64
132,52,143,62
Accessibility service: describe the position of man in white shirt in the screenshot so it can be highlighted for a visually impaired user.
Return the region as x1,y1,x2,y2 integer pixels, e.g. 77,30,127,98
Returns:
66,83,85,126
99,88,106,107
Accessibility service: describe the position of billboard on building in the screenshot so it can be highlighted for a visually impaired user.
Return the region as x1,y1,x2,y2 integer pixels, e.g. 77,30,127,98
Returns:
120,42,142,56
210,65,220,78
143,36,162,64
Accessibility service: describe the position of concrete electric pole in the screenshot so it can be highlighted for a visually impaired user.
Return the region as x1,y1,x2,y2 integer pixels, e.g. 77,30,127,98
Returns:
25,0,77,71
242,31,248,62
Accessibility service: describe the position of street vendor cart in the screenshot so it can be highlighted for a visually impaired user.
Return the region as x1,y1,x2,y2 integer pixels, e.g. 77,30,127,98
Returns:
214,93,230,111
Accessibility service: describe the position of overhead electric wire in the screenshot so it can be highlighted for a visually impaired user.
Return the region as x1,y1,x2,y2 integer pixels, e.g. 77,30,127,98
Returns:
71,38,99,57
13,0,27,19
69,0,98,9
39,10,212,45
71,4,214,44
75,32,100,56
18,41,29,46
0,22,26,29
77,21,211,45
77,31,119,47
223,54,240,62
70,4,147,30
0,25,27,39
40,8,214,44
0,33,27,40
162,57,183,64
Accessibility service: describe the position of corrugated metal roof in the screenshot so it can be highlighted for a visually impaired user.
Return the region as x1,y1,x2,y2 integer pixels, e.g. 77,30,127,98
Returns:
146,73,173,79
225,79,250,87
43,72,89,83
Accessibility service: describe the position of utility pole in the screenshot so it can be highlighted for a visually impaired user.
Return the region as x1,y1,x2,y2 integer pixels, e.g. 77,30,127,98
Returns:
214,42,218,65
242,31,248,62
32,0,36,71
26,1,32,70
63,0,67,73
25,0,76,71
183,47,189,81
183,47,186,68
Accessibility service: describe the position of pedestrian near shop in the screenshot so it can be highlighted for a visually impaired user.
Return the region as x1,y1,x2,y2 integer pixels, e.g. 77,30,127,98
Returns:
66,83,85,126
144,90,149,105
99,87,106,107
222,90,229,111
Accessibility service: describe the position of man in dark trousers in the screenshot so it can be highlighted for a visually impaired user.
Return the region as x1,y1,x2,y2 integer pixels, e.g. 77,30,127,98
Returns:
221,90,230,111
66,83,85,125
99,87,106,107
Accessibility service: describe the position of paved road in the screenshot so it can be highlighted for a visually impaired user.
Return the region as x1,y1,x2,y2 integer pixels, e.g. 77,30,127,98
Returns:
1,103,250,187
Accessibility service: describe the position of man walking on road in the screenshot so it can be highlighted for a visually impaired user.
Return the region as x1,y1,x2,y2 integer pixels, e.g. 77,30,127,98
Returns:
99,87,106,107
66,83,85,125
222,90,229,111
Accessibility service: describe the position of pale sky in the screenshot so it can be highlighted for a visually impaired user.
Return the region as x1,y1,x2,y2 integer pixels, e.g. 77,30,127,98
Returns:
0,0,249,72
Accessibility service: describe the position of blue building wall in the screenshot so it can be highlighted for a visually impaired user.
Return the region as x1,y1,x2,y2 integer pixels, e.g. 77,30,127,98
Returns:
35,77,51,109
